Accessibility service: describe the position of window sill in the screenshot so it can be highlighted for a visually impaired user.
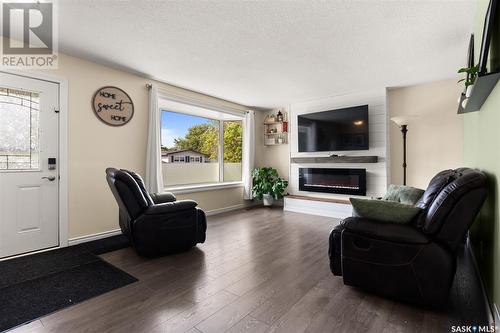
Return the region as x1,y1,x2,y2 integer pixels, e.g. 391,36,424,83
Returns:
165,181,244,194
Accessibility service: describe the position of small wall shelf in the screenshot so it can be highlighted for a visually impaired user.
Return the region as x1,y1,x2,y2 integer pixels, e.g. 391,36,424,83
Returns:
291,155,379,164
458,72,500,114
264,120,288,146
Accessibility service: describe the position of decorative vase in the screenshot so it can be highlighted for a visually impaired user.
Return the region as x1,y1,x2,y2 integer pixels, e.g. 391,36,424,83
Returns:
263,194,274,206
465,85,474,98
461,97,468,109
277,111,283,122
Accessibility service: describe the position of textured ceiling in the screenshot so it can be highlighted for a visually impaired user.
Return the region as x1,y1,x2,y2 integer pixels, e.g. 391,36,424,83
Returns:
58,0,475,108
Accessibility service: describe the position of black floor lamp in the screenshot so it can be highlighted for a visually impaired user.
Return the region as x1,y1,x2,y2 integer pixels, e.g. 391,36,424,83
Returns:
391,116,411,186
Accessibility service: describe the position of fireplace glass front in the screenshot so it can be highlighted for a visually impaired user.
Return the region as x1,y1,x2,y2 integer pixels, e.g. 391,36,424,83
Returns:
299,168,366,196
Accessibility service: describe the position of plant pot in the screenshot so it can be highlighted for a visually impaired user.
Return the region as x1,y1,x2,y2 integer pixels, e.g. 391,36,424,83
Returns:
263,194,274,206
461,97,469,109
465,85,474,98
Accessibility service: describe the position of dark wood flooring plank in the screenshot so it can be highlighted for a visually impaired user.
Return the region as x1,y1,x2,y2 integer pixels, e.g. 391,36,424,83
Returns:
7,207,450,333
301,284,364,333
40,282,157,331
381,302,425,333
347,294,394,333
265,286,333,333
148,290,238,333
195,255,327,333
224,315,269,333
422,310,449,333
7,320,48,333
185,328,203,333
250,263,330,324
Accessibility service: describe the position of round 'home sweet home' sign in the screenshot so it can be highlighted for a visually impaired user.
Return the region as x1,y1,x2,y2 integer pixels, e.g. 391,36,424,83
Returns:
92,86,134,126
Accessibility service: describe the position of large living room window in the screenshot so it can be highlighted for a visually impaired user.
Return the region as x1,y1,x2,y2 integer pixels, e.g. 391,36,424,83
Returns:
160,103,243,189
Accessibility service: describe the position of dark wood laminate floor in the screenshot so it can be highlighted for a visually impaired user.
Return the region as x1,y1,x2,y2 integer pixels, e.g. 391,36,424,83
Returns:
9,207,449,333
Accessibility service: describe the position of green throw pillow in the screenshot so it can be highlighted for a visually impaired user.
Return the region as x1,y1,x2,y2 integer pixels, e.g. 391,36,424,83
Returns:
383,184,425,205
350,198,422,224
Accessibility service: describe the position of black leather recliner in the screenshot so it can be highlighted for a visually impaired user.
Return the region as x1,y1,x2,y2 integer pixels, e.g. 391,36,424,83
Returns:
106,168,207,257
329,168,487,306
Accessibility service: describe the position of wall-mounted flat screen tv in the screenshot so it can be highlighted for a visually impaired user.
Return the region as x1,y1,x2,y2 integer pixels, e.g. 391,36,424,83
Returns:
479,0,500,75
298,105,369,152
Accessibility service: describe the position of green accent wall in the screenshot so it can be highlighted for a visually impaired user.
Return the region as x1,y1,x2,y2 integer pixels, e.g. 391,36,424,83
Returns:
464,0,500,313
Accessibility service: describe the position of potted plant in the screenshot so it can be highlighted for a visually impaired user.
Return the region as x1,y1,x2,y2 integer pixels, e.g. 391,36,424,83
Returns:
252,167,288,206
458,65,479,98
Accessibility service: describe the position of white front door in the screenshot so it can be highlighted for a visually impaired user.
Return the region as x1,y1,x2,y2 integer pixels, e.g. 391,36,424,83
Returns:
0,72,60,258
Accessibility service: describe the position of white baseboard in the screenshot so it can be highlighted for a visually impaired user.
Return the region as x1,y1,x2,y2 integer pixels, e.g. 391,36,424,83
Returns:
205,203,254,216
68,203,257,245
467,237,496,327
68,229,122,246
494,303,500,328
284,197,352,219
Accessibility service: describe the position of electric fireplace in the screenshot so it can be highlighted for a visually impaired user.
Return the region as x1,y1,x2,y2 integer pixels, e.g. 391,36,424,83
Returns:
299,168,366,196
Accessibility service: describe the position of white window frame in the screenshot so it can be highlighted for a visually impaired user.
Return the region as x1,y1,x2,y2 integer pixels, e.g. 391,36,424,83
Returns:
159,93,246,193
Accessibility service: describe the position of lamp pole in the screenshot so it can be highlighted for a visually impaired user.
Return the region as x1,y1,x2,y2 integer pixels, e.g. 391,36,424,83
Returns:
390,116,413,186
401,124,408,186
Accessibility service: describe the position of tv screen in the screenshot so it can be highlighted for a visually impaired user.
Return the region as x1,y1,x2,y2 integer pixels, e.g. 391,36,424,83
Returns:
479,0,500,75
298,105,369,152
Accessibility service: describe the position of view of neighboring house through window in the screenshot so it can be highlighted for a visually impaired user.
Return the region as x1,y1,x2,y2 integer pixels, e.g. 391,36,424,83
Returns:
161,110,243,187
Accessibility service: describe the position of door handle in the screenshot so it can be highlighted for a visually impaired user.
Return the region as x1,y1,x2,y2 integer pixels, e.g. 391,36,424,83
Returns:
41,176,56,181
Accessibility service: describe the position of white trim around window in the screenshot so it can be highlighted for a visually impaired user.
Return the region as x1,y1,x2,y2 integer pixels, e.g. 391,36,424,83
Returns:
159,90,249,192
166,181,244,194
157,89,248,118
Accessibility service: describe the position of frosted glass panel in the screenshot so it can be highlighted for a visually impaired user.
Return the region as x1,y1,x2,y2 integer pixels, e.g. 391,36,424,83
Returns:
0,87,40,170
223,121,242,182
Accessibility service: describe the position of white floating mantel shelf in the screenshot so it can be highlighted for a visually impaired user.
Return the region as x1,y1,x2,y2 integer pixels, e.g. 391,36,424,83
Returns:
291,155,379,164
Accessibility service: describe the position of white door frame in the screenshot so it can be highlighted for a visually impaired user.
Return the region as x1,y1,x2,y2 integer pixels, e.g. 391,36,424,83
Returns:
1,69,69,250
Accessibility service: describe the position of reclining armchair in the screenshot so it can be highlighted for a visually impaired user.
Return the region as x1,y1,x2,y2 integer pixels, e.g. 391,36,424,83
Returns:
106,168,206,257
329,168,487,306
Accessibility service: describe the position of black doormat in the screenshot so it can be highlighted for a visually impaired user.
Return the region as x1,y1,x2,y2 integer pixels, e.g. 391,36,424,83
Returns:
0,235,136,332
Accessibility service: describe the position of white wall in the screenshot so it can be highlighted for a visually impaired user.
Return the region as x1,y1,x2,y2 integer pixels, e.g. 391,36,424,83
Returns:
289,89,389,199
21,51,255,239
254,81,462,201
388,79,463,189
254,109,290,181
6,40,460,241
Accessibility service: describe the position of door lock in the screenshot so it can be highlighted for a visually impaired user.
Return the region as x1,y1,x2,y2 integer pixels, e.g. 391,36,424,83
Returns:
48,158,56,170
42,176,56,181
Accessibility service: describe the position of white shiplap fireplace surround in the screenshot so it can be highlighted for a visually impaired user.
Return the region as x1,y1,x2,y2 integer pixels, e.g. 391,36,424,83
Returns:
284,89,389,218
